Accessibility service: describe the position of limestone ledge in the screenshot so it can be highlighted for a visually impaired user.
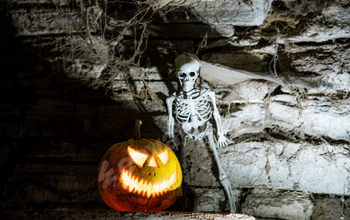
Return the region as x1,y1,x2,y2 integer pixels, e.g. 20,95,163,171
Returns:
0,211,255,220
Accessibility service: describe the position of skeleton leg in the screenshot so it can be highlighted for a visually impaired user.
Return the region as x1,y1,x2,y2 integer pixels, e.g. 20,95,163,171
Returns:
179,134,188,196
207,131,236,213
179,134,189,171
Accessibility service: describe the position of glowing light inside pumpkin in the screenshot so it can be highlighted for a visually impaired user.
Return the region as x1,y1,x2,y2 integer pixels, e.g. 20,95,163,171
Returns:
148,155,158,168
128,146,148,167
120,168,178,197
158,150,169,165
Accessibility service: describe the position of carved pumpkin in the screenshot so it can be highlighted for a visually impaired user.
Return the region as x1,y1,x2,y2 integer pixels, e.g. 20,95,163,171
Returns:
97,120,182,211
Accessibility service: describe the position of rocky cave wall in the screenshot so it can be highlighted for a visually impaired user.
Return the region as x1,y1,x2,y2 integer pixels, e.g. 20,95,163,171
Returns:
1,0,350,219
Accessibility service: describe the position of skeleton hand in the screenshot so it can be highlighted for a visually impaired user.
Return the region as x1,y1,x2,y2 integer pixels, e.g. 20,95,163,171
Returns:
217,135,230,148
167,116,175,139
166,138,179,151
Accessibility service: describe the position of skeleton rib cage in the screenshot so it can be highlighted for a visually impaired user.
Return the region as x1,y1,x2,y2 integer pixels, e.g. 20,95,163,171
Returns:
174,93,212,124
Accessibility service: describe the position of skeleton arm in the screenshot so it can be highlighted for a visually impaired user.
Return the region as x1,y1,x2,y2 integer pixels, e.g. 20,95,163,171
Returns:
166,96,176,139
207,91,229,148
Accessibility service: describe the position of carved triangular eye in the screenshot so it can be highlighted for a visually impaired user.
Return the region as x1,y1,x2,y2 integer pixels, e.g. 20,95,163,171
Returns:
128,146,149,168
158,149,169,165
148,155,158,168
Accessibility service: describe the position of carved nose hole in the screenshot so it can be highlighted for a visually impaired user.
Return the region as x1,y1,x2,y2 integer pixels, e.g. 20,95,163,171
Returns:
189,72,196,77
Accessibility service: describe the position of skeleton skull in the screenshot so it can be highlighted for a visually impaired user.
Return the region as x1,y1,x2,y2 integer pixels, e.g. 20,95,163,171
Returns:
174,53,200,92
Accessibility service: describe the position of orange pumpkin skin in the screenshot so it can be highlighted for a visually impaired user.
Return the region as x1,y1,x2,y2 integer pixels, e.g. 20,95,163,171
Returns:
97,138,182,211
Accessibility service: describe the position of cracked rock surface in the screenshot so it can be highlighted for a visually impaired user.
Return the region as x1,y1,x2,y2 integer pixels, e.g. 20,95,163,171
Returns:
1,0,350,220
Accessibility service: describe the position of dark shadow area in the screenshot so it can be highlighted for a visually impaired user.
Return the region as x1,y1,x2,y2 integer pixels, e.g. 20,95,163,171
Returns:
0,3,166,212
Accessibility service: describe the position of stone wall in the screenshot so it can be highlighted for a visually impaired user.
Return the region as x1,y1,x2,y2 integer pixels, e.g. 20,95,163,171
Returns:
1,0,350,219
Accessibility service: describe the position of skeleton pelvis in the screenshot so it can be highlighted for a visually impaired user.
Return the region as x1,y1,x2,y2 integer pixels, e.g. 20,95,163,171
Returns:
182,116,208,136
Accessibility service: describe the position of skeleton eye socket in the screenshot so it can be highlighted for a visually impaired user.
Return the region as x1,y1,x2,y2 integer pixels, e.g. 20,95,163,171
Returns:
178,72,186,77
189,72,196,77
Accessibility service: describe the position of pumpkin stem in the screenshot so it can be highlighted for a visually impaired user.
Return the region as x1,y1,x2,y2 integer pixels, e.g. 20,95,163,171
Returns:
133,119,142,140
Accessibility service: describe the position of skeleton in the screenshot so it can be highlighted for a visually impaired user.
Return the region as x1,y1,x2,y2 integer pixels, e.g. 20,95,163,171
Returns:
166,53,236,213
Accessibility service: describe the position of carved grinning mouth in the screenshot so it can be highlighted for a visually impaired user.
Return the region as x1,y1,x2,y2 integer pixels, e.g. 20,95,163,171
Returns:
120,168,178,198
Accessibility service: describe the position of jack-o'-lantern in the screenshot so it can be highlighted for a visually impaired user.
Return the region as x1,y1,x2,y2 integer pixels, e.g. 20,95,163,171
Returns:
97,120,182,211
